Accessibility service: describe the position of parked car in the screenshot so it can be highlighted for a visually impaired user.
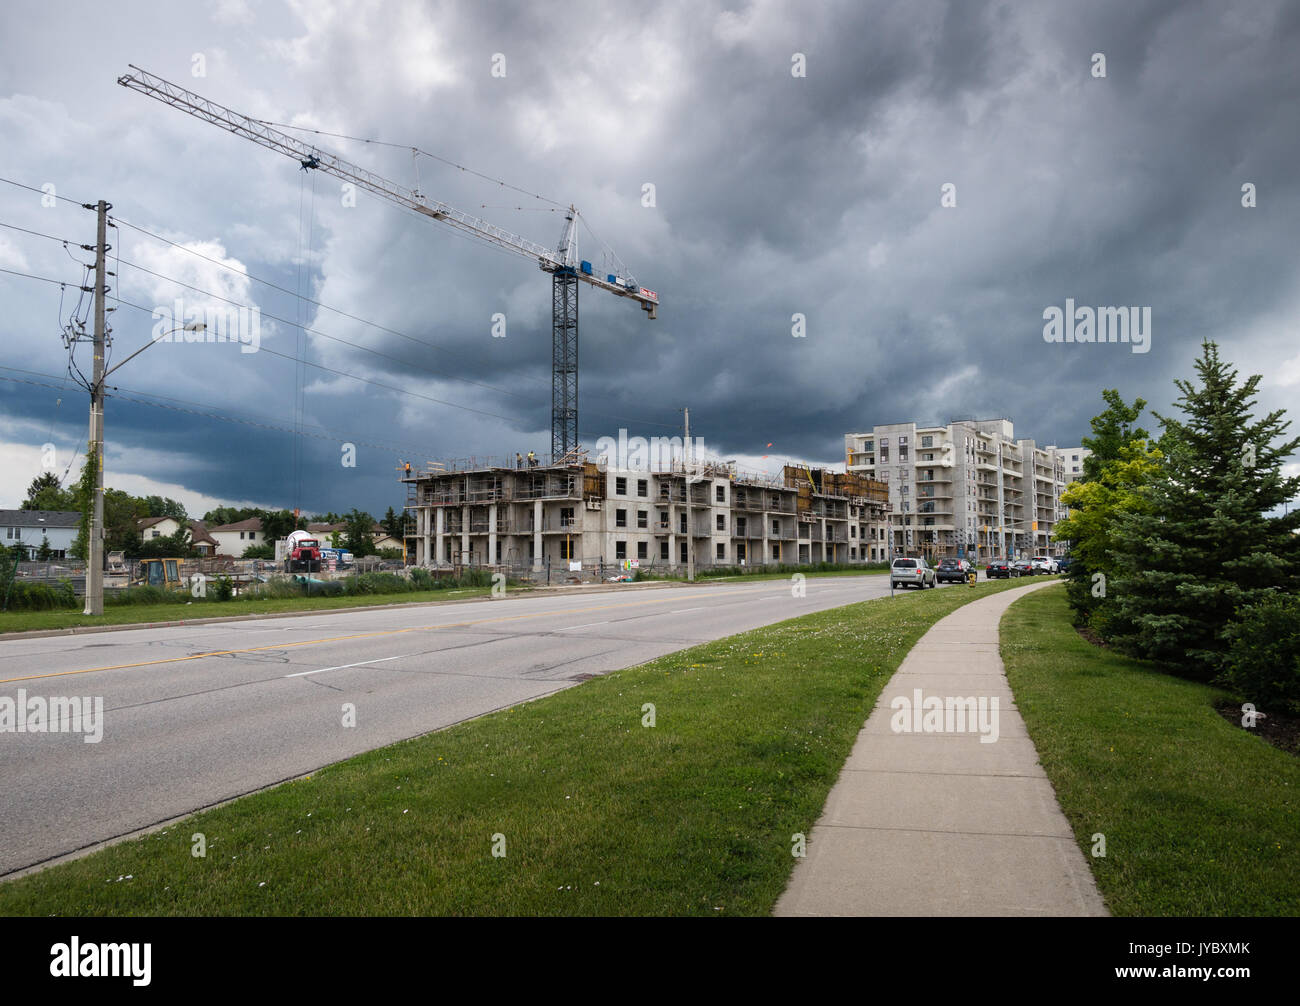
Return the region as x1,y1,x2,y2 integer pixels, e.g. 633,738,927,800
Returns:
1057,556,1073,573
986,557,1018,579
1030,555,1060,574
891,556,936,589
1012,558,1036,576
936,558,972,583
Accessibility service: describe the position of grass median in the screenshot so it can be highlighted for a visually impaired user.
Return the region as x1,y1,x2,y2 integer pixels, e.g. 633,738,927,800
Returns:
1001,585,1300,917
0,578,1027,916
0,586,504,635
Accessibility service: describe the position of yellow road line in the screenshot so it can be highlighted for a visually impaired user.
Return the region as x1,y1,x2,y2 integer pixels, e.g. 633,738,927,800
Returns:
0,585,767,685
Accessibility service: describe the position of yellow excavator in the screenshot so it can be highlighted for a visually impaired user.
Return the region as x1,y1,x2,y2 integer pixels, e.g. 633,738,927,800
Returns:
135,558,185,590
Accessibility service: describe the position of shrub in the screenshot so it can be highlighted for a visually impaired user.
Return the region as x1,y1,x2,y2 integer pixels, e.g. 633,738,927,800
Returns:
107,585,187,606
344,572,411,596
1219,592,1300,716
213,575,235,602
1,579,78,611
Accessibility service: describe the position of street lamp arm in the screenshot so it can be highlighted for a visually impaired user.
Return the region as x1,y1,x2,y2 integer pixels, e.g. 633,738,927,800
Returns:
102,322,205,381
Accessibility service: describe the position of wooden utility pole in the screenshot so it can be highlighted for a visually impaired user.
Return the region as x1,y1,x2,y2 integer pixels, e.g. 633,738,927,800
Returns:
83,200,108,616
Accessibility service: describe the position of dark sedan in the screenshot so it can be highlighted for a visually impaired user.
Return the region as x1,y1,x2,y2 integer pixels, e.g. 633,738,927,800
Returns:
1012,558,1037,576
986,558,1018,579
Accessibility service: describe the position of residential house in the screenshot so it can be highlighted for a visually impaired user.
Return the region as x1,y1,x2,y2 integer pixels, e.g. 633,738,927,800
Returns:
1,509,80,559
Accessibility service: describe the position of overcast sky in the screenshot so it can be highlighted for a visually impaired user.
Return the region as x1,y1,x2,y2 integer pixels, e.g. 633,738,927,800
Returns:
1,0,1297,519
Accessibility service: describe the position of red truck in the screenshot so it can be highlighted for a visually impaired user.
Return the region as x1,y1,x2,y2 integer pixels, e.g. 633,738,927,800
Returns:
285,538,322,573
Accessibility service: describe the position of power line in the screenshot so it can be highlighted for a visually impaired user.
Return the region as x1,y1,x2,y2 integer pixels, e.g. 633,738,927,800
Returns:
1,190,682,432
0,365,441,458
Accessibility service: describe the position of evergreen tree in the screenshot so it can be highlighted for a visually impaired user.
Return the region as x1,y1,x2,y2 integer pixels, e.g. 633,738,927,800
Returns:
1110,342,1300,675
381,506,404,539
22,472,77,511
344,509,376,557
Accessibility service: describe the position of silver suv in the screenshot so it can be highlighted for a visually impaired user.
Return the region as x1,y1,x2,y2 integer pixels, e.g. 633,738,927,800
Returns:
891,556,937,589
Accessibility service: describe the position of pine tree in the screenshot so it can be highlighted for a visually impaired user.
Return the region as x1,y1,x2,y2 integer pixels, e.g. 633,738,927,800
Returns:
1110,342,1300,675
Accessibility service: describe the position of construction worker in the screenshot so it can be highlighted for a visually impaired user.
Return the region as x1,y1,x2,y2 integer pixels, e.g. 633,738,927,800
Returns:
527,451,537,468
516,452,523,469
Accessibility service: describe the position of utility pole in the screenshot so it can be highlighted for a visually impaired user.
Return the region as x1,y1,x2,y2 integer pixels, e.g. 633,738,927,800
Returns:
83,200,109,616
683,408,696,582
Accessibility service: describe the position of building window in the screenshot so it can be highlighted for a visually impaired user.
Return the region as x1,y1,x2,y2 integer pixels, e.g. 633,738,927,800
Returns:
658,510,668,528
921,435,933,448
715,485,725,503
616,508,628,528
615,476,627,495
771,520,780,536
680,542,688,563
880,445,889,462
637,510,648,529
616,541,627,560
679,514,687,534
899,446,908,461
660,541,669,559
637,479,647,497
772,544,780,560
716,514,725,531
716,543,725,560
560,539,574,560
637,541,648,559
151,530,160,538
899,436,908,444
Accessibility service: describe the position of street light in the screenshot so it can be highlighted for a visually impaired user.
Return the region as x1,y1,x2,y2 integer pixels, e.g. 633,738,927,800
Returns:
83,322,205,615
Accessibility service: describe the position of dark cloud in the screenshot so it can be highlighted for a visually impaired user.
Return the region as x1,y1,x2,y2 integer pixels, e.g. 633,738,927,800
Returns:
1,0,1297,516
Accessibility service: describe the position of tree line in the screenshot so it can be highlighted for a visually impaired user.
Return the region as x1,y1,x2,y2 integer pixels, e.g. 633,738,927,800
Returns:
13,467,407,562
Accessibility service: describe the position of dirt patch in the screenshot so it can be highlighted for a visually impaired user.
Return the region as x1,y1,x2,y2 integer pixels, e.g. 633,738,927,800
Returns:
1074,624,1113,650
1215,700,1300,758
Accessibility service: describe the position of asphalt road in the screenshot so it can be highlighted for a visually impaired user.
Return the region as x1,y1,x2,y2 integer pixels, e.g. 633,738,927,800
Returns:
0,574,958,875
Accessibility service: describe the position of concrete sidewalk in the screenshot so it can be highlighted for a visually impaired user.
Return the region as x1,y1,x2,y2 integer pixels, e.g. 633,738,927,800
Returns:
775,580,1108,917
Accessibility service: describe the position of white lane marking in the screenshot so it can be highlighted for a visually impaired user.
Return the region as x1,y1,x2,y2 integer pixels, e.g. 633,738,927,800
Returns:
559,621,608,631
285,653,417,678
669,607,704,614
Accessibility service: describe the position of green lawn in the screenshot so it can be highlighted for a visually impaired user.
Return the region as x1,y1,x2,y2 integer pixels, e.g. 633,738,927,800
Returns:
1001,585,1300,916
0,579,1026,916
0,586,504,634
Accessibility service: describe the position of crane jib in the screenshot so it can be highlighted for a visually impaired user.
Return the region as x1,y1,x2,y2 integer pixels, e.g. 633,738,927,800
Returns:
117,63,659,451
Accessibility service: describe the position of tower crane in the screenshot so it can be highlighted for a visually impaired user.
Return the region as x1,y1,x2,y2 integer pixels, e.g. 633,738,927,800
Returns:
116,64,658,458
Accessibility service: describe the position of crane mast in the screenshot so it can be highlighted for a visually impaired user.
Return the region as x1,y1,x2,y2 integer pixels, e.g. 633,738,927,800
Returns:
117,64,658,457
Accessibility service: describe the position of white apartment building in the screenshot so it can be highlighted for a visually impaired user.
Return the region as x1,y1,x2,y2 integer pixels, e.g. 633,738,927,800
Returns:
1057,446,1092,482
844,419,1071,561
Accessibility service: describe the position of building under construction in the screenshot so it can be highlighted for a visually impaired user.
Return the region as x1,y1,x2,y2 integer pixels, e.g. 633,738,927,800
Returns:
402,453,891,573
